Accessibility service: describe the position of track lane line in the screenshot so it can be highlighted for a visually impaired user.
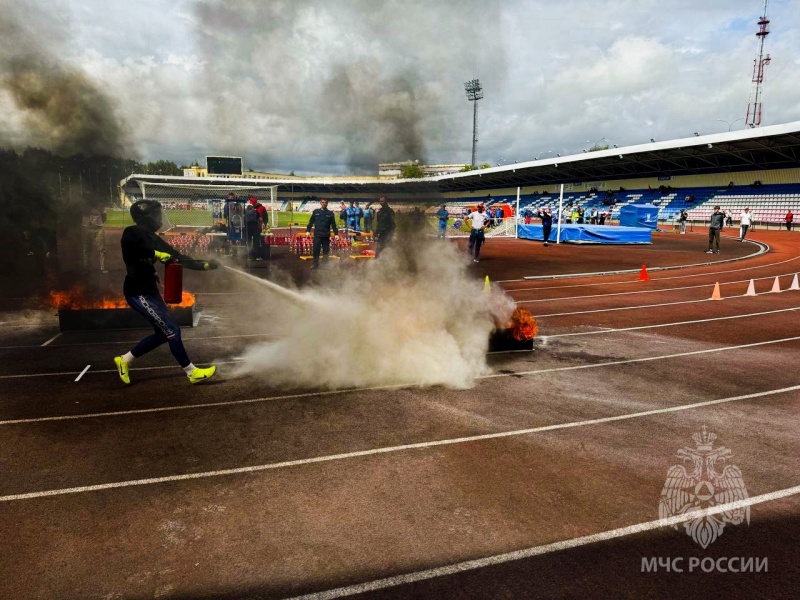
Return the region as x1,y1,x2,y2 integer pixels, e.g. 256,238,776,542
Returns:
286,483,800,600
1,335,799,426
0,384,797,503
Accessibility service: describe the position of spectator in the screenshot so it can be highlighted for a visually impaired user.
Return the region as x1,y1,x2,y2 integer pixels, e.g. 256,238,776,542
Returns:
363,204,374,233
113,200,219,386
785,210,794,231
339,201,347,227
678,209,688,234
374,196,396,256
466,204,488,262
81,204,107,273
245,197,266,259
599,210,608,226
306,198,338,269
725,210,733,227
739,207,753,241
436,204,449,238
346,201,360,233
536,207,553,247
706,206,724,254
354,201,364,231
590,207,598,224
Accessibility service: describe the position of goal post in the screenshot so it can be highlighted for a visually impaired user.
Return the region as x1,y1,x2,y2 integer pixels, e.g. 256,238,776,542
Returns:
134,180,280,230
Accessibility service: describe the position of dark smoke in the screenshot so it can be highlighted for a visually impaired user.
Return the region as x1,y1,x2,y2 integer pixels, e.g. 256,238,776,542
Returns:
0,5,137,293
191,0,506,174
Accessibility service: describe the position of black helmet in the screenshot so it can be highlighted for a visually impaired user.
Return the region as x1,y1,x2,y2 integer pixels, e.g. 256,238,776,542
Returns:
130,200,163,233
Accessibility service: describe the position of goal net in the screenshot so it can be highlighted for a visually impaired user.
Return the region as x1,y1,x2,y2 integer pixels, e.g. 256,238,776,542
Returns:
130,180,279,230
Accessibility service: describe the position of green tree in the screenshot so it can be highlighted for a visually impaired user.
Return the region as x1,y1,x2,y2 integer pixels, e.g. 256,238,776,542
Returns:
143,160,181,175
588,144,610,152
400,163,425,178
479,163,492,169
459,164,475,172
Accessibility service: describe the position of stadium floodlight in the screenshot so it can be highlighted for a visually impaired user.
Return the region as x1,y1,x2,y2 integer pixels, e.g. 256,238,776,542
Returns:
464,79,484,168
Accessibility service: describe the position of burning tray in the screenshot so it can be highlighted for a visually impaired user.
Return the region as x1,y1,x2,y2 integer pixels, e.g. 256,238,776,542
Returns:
58,305,195,331
488,328,535,352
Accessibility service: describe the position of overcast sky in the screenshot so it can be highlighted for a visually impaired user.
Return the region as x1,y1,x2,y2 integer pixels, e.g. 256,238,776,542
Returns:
1,0,799,175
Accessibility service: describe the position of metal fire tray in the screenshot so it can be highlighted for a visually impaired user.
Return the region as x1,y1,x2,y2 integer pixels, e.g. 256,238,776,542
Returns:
488,328,535,352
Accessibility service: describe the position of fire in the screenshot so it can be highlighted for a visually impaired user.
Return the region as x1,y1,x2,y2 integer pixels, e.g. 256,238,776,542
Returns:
508,307,538,341
50,287,195,309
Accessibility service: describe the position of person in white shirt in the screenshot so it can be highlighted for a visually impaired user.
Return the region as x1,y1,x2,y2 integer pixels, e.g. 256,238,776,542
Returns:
466,204,489,262
739,207,753,241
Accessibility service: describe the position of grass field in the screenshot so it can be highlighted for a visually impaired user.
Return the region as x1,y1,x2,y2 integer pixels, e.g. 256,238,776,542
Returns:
105,209,312,229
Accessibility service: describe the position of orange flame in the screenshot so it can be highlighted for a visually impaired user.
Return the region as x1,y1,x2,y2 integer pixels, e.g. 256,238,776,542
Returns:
508,307,538,341
50,287,195,309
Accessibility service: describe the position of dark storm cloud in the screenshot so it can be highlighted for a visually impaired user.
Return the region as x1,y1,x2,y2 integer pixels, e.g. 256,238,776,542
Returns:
191,0,507,173
0,3,134,158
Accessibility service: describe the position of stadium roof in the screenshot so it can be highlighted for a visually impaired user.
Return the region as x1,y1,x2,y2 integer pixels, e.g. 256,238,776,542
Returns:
125,121,800,198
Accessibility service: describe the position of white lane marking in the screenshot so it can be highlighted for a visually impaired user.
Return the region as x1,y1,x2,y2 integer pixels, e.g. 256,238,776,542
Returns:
0,332,277,351
74,365,90,382
2,335,800,423
542,306,800,339
287,484,800,600
0,358,242,380
0,384,797,503
514,273,798,304
40,333,61,347
481,335,800,379
498,246,795,286
536,294,747,318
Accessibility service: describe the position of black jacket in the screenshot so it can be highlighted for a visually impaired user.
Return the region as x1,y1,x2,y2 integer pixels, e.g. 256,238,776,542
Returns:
709,212,725,230
375,205,396,236
307,208,338,237
121,225,207,296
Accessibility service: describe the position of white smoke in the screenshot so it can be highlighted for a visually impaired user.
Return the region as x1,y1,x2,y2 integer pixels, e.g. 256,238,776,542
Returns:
232,236,514,389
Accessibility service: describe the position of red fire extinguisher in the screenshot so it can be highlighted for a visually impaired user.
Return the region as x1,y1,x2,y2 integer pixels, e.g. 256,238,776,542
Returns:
163,260,183,304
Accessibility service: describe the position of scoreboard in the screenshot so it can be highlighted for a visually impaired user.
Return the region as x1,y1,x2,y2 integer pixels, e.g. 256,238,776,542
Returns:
206,156,243,176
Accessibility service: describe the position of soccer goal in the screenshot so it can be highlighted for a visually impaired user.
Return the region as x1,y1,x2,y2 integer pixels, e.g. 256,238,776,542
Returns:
131,180,280,230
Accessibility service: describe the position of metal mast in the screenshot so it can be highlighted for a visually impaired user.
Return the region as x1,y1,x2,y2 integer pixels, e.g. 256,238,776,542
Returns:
464,79,483,167
746,0,771,128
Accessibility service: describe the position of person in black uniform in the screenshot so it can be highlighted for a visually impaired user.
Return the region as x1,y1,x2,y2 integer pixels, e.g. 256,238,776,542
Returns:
536,207,553,247
306,198,338,269
374,196,396,257
113,200,219,385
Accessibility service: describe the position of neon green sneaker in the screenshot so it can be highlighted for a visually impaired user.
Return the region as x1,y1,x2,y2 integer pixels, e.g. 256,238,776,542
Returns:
188,365,216,384
114,356,130,385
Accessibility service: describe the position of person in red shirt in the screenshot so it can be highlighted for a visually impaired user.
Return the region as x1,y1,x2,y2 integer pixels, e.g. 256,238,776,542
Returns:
786,210,794,232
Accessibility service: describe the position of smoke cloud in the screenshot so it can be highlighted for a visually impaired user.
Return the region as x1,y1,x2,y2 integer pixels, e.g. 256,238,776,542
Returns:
191,0,506,173
232,232,514,389
0,4,134,158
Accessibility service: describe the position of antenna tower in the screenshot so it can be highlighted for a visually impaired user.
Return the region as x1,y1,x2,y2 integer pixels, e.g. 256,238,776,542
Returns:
745,0,771,128
464,79,483,167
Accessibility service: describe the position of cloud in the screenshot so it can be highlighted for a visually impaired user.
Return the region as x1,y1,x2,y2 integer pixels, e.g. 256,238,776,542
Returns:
1,0,798,172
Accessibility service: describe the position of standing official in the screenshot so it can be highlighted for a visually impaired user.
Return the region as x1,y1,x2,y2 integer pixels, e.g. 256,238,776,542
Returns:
437,204,449,238
536,207,553,247
374,196,396,256
706,206,725,254
466,204,488,262
307,198,338,269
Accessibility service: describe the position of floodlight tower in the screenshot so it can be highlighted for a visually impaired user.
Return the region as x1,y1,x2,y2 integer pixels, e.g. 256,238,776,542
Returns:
745,0,771,128
464,79,484,167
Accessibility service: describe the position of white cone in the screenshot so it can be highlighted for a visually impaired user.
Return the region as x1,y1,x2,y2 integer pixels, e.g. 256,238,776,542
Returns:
771,276,781,293
790,274,800,291
745,279,756,296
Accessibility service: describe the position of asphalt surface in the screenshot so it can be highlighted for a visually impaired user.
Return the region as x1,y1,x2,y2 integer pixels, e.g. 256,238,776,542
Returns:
0,227,798,600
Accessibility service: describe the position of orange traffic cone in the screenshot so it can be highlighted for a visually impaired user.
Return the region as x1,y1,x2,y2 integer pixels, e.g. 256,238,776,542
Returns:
745,279,756,296
710,282,722,300
638,264,650,281
789,274,800,291
771,276,781,293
